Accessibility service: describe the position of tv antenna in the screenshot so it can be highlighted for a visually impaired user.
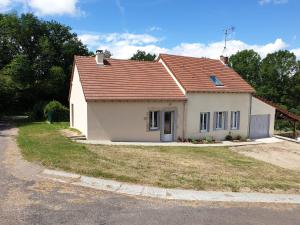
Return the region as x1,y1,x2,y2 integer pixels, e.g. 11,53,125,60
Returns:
223,26,235,55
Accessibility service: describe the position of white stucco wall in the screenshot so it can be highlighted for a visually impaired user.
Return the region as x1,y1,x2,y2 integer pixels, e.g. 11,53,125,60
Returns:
251,97,276,136
86,101,184,141
69,65,88,136
185,93,252,140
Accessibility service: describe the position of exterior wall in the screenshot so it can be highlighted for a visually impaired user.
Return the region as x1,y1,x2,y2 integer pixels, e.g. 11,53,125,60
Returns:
185,93,252,140
86,101,184,141
69,65,88,136
251,96,276,136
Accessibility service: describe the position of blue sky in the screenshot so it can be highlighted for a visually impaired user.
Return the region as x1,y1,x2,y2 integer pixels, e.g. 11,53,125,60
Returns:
1,0,299,59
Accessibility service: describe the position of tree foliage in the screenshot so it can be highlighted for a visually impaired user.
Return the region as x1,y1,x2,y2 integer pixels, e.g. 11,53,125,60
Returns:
131,50,156,61
229,50,261,87
0,13,91,113
230,49,300,116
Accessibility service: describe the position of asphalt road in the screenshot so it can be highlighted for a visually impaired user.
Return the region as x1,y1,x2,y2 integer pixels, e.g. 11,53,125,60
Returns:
0,121,300,225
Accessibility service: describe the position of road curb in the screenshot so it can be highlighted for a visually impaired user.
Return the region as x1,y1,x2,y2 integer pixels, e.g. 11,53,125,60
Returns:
42,169,300,204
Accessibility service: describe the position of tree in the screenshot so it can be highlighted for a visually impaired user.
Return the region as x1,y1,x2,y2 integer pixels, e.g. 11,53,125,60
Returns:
0,13,91,112
229,50,261,87
287,61,300,114
258,50,298,104
103,49,112,58
130,50,156,61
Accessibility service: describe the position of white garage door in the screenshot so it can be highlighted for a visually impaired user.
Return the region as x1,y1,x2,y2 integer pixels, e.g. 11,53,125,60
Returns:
250,115,270,139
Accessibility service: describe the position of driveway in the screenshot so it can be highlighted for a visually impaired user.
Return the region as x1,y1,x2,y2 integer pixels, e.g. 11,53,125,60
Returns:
1,122,300,225
231,141,300,171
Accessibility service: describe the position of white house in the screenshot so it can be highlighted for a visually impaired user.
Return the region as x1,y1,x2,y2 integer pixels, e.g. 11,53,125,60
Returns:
69,50,275,142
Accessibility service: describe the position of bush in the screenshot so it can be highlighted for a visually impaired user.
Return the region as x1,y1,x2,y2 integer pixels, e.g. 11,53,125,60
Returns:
235,135,242,141
225,133,233,141
44,100,69,122
30,101,47,121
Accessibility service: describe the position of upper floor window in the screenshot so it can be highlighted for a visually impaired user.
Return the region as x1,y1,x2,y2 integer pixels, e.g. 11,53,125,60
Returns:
210,75,223,86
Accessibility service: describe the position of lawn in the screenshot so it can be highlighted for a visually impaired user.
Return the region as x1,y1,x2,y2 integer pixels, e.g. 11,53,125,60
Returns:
17,122,300,193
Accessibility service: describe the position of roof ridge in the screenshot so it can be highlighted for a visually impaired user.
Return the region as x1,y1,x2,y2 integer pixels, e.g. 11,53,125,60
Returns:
159,53,220,62
75,55,159,64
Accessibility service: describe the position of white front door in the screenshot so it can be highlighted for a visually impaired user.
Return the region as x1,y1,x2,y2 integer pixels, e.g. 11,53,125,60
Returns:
162,111,174,142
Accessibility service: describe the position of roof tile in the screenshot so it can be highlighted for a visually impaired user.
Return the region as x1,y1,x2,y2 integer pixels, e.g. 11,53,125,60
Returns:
74,56,186,101
159,54,255,93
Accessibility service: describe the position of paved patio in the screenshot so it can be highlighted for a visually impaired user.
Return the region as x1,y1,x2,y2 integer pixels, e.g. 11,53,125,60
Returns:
77,137,282,147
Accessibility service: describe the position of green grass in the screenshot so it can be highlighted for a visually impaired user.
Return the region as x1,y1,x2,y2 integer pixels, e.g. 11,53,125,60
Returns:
17,121,300,193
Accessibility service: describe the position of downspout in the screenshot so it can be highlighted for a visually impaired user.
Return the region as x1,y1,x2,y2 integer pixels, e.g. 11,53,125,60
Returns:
248,94,253,138
183,100,187,139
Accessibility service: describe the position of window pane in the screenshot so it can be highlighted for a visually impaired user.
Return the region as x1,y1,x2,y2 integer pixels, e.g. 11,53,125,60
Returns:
200,113,209,131
154,111,158,127
217,112,223,128
210,75,223,86
164,112,172,134
204,113,207,130
149,111,153,128
231,111,238,129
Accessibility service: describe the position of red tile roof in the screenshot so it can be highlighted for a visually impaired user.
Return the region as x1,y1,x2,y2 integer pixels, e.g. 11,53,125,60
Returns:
74,56,186,101
159,54,255,93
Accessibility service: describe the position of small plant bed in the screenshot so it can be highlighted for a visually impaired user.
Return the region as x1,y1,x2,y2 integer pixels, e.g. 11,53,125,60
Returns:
177,137,221,144
17,121,300,193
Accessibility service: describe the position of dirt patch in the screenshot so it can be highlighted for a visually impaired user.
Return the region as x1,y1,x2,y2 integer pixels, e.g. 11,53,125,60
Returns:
231,141,300,171
60,129,81,138
3,126,43,181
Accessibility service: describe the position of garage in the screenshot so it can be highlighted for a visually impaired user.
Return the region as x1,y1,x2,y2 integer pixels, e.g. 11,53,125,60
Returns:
249,114,270,139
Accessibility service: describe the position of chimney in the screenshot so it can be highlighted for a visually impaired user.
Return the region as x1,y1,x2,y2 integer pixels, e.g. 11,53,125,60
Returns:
95,50,104,65
220,55,229,65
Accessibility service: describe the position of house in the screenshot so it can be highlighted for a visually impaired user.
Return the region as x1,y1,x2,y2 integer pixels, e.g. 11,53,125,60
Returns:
69,50,275,142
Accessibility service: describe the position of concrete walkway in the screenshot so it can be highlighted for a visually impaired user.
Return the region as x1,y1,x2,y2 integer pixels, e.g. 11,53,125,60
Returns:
42,169,300,204
77,137,282,147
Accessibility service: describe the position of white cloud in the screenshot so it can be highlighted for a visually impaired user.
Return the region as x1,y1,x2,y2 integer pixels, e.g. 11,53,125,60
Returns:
0,0,13,12
170,38,287,59
115,0,125,15
259,0,288,5
291,48,300,60
147,26,162,32
79,32,290,60
78,34,100,47
28,0,82,16
0,0,83,16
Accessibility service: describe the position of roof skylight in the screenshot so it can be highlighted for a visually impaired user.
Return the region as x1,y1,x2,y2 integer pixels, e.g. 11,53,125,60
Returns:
210,75,223,87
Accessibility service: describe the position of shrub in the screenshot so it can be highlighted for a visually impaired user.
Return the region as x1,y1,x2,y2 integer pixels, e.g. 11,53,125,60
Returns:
225,132,233,141
177,137,183,142
235,135,242,141
202,136,213,143
31,101,47,121
44,100,69,122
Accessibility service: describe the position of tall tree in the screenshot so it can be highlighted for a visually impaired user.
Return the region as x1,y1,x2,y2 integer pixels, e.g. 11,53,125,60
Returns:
258,50,298,104
0,13,91,112
131,50,156,61
229,50,261,87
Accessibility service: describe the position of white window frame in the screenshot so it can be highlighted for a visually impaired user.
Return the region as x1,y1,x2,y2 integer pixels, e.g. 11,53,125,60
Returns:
216,111,225,130
149,111,159,131
231,111,240,130
200,112,209,132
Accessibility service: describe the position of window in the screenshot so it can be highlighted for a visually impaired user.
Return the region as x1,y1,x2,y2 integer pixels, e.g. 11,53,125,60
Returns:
200,112,210,132
149,111,159,130
210,75,223,86
214,111,227,130
231,111,240,130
